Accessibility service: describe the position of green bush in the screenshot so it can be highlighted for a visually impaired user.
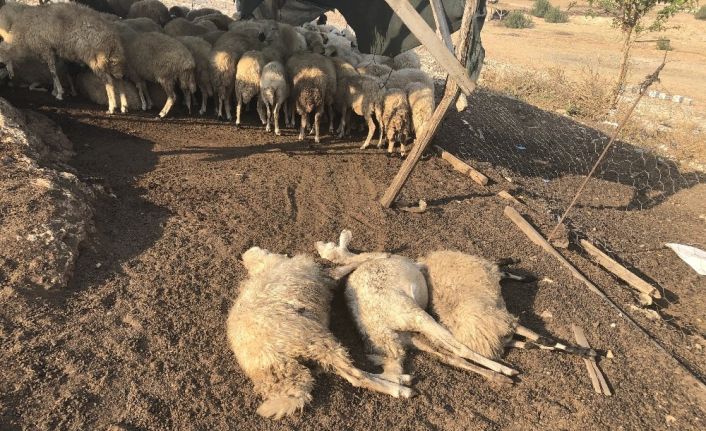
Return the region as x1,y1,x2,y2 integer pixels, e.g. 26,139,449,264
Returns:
530,0,551,17
695,5,706,20
544,6,569,23
656,37,672,51
504,11,534,29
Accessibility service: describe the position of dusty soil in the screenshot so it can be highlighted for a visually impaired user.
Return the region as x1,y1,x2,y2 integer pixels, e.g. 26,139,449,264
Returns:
1,85,705,430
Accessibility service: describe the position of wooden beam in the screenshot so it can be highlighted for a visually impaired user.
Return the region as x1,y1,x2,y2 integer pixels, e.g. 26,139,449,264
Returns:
429,0,453,50
379,0,476,208
572,325,612,396
383,0,476,96
435,145,488,186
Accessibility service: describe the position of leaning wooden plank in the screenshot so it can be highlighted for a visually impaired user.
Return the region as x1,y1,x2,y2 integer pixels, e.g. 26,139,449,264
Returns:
383,0,476,96
572,325,612,396
435,145,488,186
505,205,706,394
429,0,453,50
580,239,661,299
497,190,522,205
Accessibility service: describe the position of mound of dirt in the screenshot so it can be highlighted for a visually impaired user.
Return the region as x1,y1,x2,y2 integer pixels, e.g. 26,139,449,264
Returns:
0,98,94,292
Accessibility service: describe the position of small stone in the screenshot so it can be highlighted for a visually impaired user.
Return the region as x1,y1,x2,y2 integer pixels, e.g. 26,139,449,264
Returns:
694,344,702,351
610,323,616,328
665,415,676,426
540,310,554,320
606,350,614,359
95,262,102,269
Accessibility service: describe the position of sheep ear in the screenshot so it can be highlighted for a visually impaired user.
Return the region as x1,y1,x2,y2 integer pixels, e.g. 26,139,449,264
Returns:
258,32,266,42
339,230,352,249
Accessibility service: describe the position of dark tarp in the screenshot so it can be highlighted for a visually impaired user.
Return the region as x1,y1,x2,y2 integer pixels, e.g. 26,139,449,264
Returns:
239,0,487,81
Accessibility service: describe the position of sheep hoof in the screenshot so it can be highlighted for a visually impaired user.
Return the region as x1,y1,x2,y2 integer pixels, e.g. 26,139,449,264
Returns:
106,109,115,115
274,130,282,136
121,107,128,114
155,115,163,120
398,387,416,398
265,125,271,132
55,94,64,101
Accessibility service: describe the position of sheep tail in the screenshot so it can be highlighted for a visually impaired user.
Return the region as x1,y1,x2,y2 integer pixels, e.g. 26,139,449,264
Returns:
299,86,321,114
253,359,314,420
262,87,276,106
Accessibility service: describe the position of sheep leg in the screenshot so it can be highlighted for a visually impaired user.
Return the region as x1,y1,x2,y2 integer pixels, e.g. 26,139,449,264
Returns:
199,87,208,116
158,81,176,118
184,91,192,114
252,360,314,420
256,97,267,126
273,102,282,136
117,80,129,113
409,335,514,385
360,113,376,149
136,82,148,111
314,106,323,144
387,132,396,154
283,102,291,129
143,82,154,109
29,82,48,92
224,92,232,121
264,101,272,132
104,77,117,114
66,73,77,97
328,103,335,133
216,93,224,118
298,107,307,141
515,325,596,358
45,52,64,101
235,90,242,128
408,310,519,377
337,105,347,138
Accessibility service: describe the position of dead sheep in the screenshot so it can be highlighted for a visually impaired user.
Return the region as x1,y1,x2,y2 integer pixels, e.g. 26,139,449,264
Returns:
76,70,141,110
392,50,421,70
106,0,138,17
257,60,289,135
209,30,265,120
120,30,196,117
194,13,234,31
379,88,412,156
3,3,127,113
405,81,435,138
164,17,213,37
226,247,413,419
234,50,265,127
418,250,597,360
127,0,169,26
315,231,519,385
186,7,221,21
176,36,213,115
120,17,163,33
286,52,336,143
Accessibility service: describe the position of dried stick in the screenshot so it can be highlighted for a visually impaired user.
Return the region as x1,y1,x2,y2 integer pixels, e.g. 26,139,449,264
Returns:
504,205,706,394
497,190,522,205
580,239,661,299
435,145,488,186
572,325,611,396
548,53,668,241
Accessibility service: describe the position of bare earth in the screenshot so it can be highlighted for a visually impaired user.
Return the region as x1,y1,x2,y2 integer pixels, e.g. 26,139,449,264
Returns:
1,83,705,430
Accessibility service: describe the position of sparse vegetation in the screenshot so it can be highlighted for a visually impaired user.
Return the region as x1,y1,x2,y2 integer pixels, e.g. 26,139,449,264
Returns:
656,37,672,50
544,6,570,23
503,11,534,29
695,5,706,19
530,0,551,17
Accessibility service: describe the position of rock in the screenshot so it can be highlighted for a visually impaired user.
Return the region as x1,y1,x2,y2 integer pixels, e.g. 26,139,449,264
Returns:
540,310,554,320
665,415,676,426
606,350,614,359
0,97,94,291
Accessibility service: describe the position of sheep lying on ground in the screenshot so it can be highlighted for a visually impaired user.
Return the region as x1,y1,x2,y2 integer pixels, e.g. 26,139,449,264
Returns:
226,247,413,420
176,36,213,115
315,231,519,385
126,0,169,26
3,3,127,113
120,29,196,117
258,60,289,135
286,52,335,143
418,250,597,359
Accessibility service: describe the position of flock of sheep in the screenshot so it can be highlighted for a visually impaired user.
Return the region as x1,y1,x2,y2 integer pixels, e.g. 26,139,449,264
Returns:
228,231,596,419
0,0,435,155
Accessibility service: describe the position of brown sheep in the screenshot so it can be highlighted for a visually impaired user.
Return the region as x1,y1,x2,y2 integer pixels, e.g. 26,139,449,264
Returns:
126,0,169,26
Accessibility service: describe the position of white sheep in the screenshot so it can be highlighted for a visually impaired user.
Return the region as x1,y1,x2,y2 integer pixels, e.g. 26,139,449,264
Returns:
418,250,597,359
392,50,421,70
176,36,213,115
234,50,265,127
2,3,127,113
297,28,326,55
76,70,141,110
226,246,413,420
120,29,196,117
315,231,519,385
126,0,169,26
0,42,74,97
286,52,336,143
406,81,435,138
338,71,384,148
384,68,434,92
257,60,289,135
209,30,265,120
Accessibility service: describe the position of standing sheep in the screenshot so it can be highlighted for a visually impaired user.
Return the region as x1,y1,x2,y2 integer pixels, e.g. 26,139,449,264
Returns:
226,247,413,420
340,73,384,148
235,50,265,127
258,60,289,135
418,251,597,360
127,0,169,26
3,3,127,113
315,231,519,385
120,30,196,117
120,17,163,33
176,36,213,115
286,52,335,143
406,81,435,138
378,88,412,156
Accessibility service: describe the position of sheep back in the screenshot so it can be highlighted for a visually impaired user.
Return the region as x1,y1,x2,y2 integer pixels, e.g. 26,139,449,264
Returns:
127,0,170,26
287,53,333,114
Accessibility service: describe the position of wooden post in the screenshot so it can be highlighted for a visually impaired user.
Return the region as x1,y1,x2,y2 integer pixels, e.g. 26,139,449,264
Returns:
380,0,477,208
429,0,453,50
383,0,476,96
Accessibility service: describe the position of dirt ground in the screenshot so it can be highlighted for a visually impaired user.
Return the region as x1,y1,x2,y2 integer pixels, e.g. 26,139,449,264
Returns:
1,83,705,430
